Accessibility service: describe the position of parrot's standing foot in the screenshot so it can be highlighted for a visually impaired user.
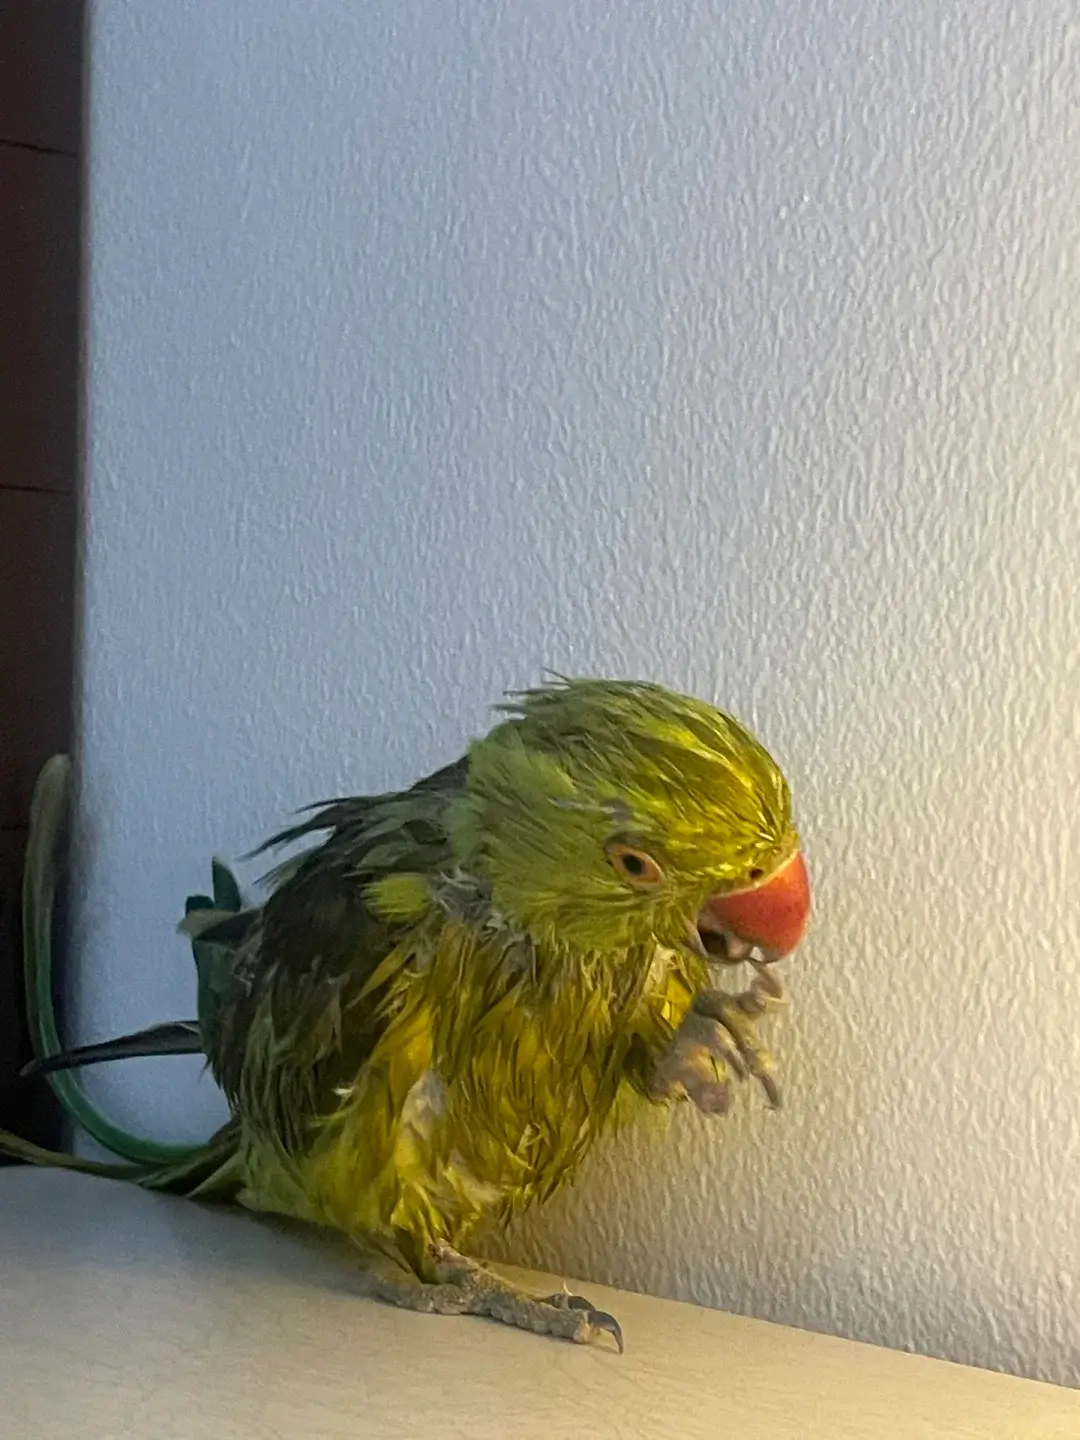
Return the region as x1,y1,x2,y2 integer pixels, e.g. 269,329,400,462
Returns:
651,961,786,1113
360,1242,624,1351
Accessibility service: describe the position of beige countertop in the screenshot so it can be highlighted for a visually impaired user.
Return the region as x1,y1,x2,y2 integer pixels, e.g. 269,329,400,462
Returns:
1,1167,1076,1439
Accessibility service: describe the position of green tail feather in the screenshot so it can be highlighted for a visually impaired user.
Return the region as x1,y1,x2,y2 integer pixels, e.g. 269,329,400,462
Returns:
17,754,224,1169
0,1126,150,1180
0,1117,245,1201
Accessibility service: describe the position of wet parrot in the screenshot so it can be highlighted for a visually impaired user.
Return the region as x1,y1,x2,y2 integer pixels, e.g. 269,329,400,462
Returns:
2,678,811,1350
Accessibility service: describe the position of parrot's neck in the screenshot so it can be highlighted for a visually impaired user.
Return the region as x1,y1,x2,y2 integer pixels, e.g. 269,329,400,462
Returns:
432,867,675,1006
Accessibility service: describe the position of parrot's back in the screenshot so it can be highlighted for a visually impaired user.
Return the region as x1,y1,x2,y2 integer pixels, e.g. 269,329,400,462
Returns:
163,768,472,1221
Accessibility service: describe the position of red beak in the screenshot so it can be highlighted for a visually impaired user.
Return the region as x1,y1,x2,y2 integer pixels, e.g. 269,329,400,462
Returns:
700,850,811,959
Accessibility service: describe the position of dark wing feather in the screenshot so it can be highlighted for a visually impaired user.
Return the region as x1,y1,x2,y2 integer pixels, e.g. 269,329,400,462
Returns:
204,754,470,1142
251,755,470,861
20,1021,203,1077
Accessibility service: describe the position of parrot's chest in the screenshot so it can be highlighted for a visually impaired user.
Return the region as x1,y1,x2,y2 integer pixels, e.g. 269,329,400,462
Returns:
298,937,689,1245
423,944,684,1203
417,1040,620,1221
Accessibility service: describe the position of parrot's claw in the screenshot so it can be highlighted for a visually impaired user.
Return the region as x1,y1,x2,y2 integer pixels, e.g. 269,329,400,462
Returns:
648,1009,737,1114
653,961,786,1113
359,1243,625,1352
693,968,784,1109
541,1290,624,1353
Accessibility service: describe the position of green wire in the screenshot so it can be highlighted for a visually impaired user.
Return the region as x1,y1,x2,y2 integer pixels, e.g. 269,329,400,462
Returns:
23,755,201,1166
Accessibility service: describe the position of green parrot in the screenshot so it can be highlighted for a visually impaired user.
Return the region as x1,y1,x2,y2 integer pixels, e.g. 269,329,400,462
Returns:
2,678,811,1350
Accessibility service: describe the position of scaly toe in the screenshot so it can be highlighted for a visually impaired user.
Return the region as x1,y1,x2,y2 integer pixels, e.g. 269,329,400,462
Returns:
692,991,782,1107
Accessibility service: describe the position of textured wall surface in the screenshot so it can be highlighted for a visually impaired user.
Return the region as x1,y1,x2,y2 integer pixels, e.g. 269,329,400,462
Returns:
74,0,1080,1386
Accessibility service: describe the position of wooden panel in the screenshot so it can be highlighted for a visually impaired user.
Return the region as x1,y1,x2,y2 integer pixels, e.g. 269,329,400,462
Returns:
0,144,82,495
0,1,79,1158
0,489,75,828
0,1,84,154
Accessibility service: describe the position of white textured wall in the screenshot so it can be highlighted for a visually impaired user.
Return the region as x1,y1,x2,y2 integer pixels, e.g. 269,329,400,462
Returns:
75,0,1080,1387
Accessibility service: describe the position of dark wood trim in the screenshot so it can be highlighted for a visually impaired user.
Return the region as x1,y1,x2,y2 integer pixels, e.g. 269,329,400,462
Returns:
0,1,84,1151
0,2,85,156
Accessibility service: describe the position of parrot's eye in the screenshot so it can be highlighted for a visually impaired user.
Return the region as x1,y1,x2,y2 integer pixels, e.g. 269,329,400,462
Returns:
605,842,665,889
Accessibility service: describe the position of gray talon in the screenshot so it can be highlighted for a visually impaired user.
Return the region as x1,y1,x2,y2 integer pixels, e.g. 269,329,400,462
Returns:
589,1310,624,1353
760,1073,782,1109
715,1036,747,1079
541,1290,594,1311
541,1292,624,1352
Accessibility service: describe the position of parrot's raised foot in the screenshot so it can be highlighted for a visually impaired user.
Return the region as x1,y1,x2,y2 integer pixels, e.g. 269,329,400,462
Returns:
652,962,786,1112
360,1243,624,1352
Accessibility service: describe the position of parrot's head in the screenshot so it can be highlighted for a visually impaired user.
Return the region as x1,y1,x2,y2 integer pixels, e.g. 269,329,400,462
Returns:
451,677,810,963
